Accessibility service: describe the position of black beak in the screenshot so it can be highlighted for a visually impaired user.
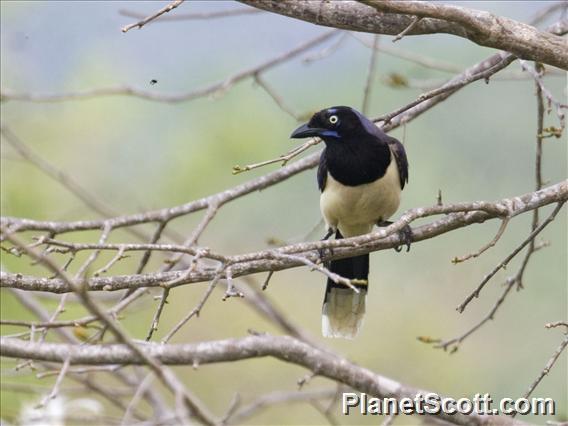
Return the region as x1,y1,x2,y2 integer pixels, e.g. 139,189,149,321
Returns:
290,123,325,139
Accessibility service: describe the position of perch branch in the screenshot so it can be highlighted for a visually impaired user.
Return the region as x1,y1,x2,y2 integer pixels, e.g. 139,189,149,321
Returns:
3,181,566,294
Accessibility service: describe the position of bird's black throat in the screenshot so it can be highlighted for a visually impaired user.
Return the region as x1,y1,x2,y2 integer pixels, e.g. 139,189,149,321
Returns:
323,136,391,186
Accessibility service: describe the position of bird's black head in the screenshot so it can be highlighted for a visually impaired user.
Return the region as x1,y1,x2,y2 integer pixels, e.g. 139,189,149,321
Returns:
290,106,378,143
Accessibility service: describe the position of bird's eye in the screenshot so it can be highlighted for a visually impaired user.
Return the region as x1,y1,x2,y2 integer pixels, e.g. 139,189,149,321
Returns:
329,115,338,124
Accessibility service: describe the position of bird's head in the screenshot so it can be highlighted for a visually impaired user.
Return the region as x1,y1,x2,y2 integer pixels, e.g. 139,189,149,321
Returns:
290,106,378,143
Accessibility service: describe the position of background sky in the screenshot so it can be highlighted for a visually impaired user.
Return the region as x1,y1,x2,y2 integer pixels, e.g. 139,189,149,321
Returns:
1,1,566,425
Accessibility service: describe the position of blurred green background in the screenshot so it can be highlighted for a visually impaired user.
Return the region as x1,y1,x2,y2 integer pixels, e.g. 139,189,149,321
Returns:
1,1,566,425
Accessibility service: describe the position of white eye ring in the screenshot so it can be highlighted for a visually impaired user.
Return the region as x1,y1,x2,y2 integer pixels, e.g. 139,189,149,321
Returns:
329,115,338,124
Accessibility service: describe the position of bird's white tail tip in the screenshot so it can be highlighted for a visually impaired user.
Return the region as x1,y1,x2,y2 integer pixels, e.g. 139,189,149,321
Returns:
322,287,366,339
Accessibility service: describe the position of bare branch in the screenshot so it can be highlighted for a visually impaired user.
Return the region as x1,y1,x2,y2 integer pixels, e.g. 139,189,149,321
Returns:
3,233,217,426
0,334,527,426
1,30,338,104
429,275,517,352
253,74,302,121
35,356,71,409
513,330,568,417
232,138,320,175
0,126,121,223
121,0,185,33
3,181,566,294
361,35,380,114
376,52,516,125
358,0,568,69
119,6,262,22
239,0,568,69
546,321,568,330
302,33,349,64
457,201,565,313
452,217,510,264
161,272,222,344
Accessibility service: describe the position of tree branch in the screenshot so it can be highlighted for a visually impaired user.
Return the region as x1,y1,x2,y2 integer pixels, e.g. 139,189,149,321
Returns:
238,0,568,69
0,30,338,104
3,180,565,294
121,0,185,33
0,334,527,426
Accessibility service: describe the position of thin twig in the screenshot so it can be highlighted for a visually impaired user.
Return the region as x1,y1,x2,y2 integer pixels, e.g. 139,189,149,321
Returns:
261,271,274,291
452,217,510,264
431,276,517,352
146,288,170,341
136,220,169,274
302,33,349,64
75,224,113,279
39,294,69,343
35,356,71,408
456,202,565,313
392,16,422,42
546,321,568,330
119,6,262,22
232,138,320,175
161,272,223,344
362,35,380,115
121,0,185,33
41,238,226,263
94,248,127,276
270,252,361,293
254,74,302,120
121,372,155,425
512,331,568,418
519,60,567,134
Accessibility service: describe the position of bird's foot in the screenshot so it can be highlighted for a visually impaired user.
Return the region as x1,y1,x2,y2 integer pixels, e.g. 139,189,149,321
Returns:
377,221,413,253
318,228,335,264
394,224,413,252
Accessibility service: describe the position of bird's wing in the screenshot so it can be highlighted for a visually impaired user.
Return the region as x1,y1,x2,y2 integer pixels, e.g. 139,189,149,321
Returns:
355,113,409,189
317,149,328,192
386,136,409,190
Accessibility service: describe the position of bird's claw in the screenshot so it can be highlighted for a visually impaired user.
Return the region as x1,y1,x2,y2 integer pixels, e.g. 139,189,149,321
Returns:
318,247,334,266
394,224,413,252
318,228,335,264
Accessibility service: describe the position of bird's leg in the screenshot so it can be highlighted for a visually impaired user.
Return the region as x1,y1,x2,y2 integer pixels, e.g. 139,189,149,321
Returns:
318,227,335,264
377,220,413,252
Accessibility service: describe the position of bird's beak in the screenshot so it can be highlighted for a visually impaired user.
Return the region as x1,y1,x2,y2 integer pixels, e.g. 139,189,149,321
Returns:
290,123,326,139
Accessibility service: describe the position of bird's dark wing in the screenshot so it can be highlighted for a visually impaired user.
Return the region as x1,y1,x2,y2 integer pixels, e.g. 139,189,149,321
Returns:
386,136,409,189
317,149,328,192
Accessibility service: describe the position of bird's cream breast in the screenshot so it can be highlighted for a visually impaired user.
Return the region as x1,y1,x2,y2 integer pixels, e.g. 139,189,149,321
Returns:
320,156,401,238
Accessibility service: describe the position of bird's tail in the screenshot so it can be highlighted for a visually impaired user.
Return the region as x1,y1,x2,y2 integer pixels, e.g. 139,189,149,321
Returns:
322,230,368,339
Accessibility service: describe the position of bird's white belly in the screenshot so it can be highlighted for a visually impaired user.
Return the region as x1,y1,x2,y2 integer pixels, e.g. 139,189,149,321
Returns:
320,158,401,238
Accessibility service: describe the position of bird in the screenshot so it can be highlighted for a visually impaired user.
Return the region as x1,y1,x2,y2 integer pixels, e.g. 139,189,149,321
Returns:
291,106,409,339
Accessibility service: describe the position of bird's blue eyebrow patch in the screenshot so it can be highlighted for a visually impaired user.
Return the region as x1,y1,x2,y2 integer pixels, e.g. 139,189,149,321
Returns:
319,129,340,139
